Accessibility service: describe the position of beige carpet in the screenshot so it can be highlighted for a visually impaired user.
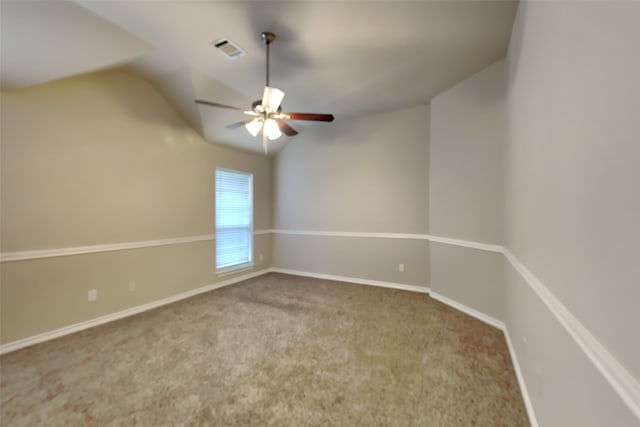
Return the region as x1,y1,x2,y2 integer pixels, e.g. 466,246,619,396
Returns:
1,273,529,426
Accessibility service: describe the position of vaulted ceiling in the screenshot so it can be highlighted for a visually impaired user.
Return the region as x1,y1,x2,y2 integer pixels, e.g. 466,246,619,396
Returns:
1,0,518,155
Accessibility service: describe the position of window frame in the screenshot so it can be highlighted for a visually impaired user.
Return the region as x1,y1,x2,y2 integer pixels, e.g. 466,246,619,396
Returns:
215,168,254,275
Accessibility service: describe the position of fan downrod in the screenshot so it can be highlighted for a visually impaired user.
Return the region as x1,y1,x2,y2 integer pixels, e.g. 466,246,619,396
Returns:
261,32,276,87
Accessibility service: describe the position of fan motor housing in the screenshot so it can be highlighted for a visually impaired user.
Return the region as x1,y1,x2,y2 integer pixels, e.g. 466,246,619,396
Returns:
252,99,282,116
261,32,275,45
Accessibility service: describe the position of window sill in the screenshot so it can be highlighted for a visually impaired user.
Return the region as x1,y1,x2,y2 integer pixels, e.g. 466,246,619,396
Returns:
216,262,256,277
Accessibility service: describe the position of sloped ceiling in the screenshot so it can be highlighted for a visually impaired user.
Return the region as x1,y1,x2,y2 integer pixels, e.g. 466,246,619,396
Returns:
1,0,518,156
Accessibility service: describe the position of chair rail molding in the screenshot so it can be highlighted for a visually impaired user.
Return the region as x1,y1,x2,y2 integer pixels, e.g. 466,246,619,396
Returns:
0,230,268,262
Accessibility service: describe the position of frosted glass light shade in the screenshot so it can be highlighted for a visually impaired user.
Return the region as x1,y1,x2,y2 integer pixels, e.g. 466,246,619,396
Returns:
262,86,285,112
245,118,263,136
264,119,282,140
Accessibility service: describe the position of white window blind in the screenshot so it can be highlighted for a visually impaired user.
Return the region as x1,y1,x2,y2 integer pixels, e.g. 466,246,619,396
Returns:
215,169,253,272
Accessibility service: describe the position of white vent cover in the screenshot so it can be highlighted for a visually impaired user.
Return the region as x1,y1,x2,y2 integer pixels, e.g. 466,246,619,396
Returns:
212,38,246,59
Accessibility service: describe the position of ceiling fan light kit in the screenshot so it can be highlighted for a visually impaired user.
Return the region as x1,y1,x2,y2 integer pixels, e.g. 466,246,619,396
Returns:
196,31,334,154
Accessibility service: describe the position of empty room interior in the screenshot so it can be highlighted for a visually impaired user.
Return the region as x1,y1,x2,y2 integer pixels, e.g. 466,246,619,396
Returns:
1,1,638,426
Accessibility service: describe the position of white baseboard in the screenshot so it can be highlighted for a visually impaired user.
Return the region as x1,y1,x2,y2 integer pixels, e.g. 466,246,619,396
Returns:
428,289,538,427
270,267,541,423
1,265,539,426
0,268,271,355
1,267,427,355
503,326,540,427
428,290,504,330
269,267,430,294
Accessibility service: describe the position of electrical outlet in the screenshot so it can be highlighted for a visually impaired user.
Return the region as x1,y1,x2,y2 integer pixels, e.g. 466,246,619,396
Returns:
398,263,405,273
128,281,136,292
88,289,97,302
259,253,264,262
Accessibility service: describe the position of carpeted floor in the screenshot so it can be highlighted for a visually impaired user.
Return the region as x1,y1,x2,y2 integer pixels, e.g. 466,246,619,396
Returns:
1,273,529,426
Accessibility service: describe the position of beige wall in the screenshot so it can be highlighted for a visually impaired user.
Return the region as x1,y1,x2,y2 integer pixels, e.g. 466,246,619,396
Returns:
273,234,428,287
429,60,507,320
0,70,272,343
429,243,505,321
504,1,640,424
430,1,640,424
275,105,430,233
506,0,640,379
273,105,430,287
430,59,506,245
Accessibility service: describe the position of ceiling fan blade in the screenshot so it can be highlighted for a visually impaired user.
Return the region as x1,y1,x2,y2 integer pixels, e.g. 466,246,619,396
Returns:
225,118,255,130
195,100,245,111
262,86,285,111
286,112,335,122
277,120,298,136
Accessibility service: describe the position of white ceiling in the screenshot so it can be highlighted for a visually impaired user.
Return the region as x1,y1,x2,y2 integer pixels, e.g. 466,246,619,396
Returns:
1,0,518,155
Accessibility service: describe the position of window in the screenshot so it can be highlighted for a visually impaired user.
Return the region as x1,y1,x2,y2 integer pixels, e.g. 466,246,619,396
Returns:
215,168,253,273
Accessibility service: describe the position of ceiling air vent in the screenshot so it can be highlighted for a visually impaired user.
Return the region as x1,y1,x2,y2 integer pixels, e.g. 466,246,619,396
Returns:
212,38,246,60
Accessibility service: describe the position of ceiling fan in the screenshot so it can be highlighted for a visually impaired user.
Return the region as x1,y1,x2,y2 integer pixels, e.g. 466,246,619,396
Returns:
196,32,334,154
